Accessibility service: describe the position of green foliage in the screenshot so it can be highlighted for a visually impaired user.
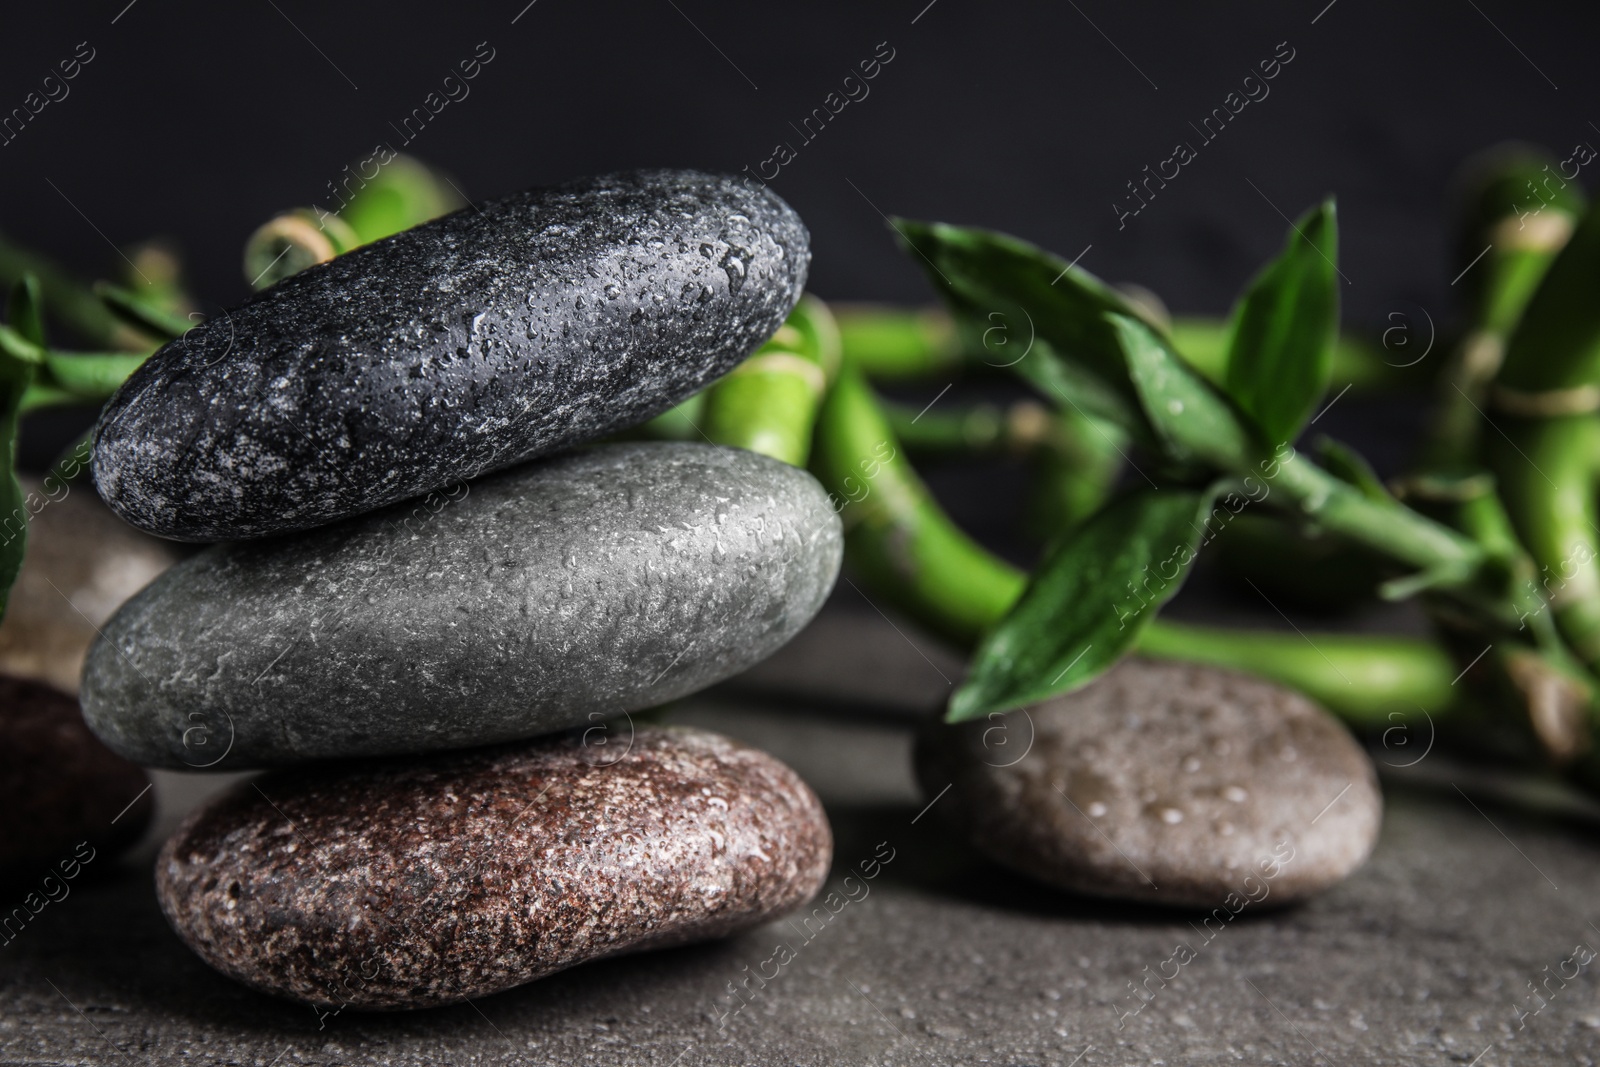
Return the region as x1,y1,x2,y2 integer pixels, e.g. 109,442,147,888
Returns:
891,219,1154,439
1500,198,1600,391
40,351,151,401
948,486,1217,721
94,280,194,341
1112,313,1256,470
1222,199,1339,445
8,274,45,347
0,277,45,621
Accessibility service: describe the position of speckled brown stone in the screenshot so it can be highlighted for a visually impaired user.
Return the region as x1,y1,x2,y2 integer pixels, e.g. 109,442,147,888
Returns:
916,658,1381,907
0,675,153,874
156,726,831,1009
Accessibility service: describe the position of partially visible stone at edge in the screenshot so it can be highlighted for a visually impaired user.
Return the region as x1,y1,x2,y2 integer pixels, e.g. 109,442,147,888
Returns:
916,658,1382,907
156,726,832,1009
81,443,843,769
1,675,153,875
0,476,180,694
92,169,809,540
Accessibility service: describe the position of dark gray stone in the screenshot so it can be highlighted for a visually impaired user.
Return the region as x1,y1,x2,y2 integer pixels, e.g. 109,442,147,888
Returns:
916,658,1383,907
91,170,809,541
80,443,842,769
155,726,832,1010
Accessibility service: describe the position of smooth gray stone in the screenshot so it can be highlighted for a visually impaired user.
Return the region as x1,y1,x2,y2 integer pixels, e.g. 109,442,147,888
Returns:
91,169,808,541
79,443,842,769
916,658,1383,907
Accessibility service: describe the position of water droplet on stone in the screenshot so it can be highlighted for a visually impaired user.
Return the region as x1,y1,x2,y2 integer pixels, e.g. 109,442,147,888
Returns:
719,247,749,293
1159,807,1184,825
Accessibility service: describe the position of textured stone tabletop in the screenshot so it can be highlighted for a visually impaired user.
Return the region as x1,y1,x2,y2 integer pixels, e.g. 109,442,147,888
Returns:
5,603,1600,1066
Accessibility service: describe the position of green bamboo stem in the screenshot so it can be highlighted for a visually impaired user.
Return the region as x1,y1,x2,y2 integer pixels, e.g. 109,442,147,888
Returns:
1424,151,1582,471
1135,619,1455,726
1486,413,1600,668
1216,513,1389,613
832,303,962,380
243,157,465,290
1267,448,1487,587
882,397,1124,535
810,365,1025,646
1024,407,1125,537
702,296,837,466
243,209,362,290
884,398,1047,455
702,354,825,465
335,154,466,244
1485,182,1600,394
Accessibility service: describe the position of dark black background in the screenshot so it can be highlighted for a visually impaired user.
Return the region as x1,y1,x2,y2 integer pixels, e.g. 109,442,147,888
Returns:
2,0,1593,488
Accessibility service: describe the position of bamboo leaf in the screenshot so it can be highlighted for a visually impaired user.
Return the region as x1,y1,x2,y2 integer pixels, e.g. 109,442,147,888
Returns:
1223,199,1340,445
1112,312,1255,470
891,219,1155,440
42,350,151,399
0,324,46,366
8,274,45,348
94,281,194,341
948,486,1218,721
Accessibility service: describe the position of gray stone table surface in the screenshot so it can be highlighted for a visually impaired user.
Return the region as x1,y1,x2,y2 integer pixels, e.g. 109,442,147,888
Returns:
6,602,1600,1065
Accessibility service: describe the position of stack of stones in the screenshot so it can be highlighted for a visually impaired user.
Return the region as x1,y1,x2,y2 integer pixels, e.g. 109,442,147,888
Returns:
79,170,840,1010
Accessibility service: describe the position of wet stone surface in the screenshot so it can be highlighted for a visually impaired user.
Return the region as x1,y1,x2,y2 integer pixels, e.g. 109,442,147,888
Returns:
917,658,1383,907
155,726,831,1010
81,443,842,769
92,169,809,540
